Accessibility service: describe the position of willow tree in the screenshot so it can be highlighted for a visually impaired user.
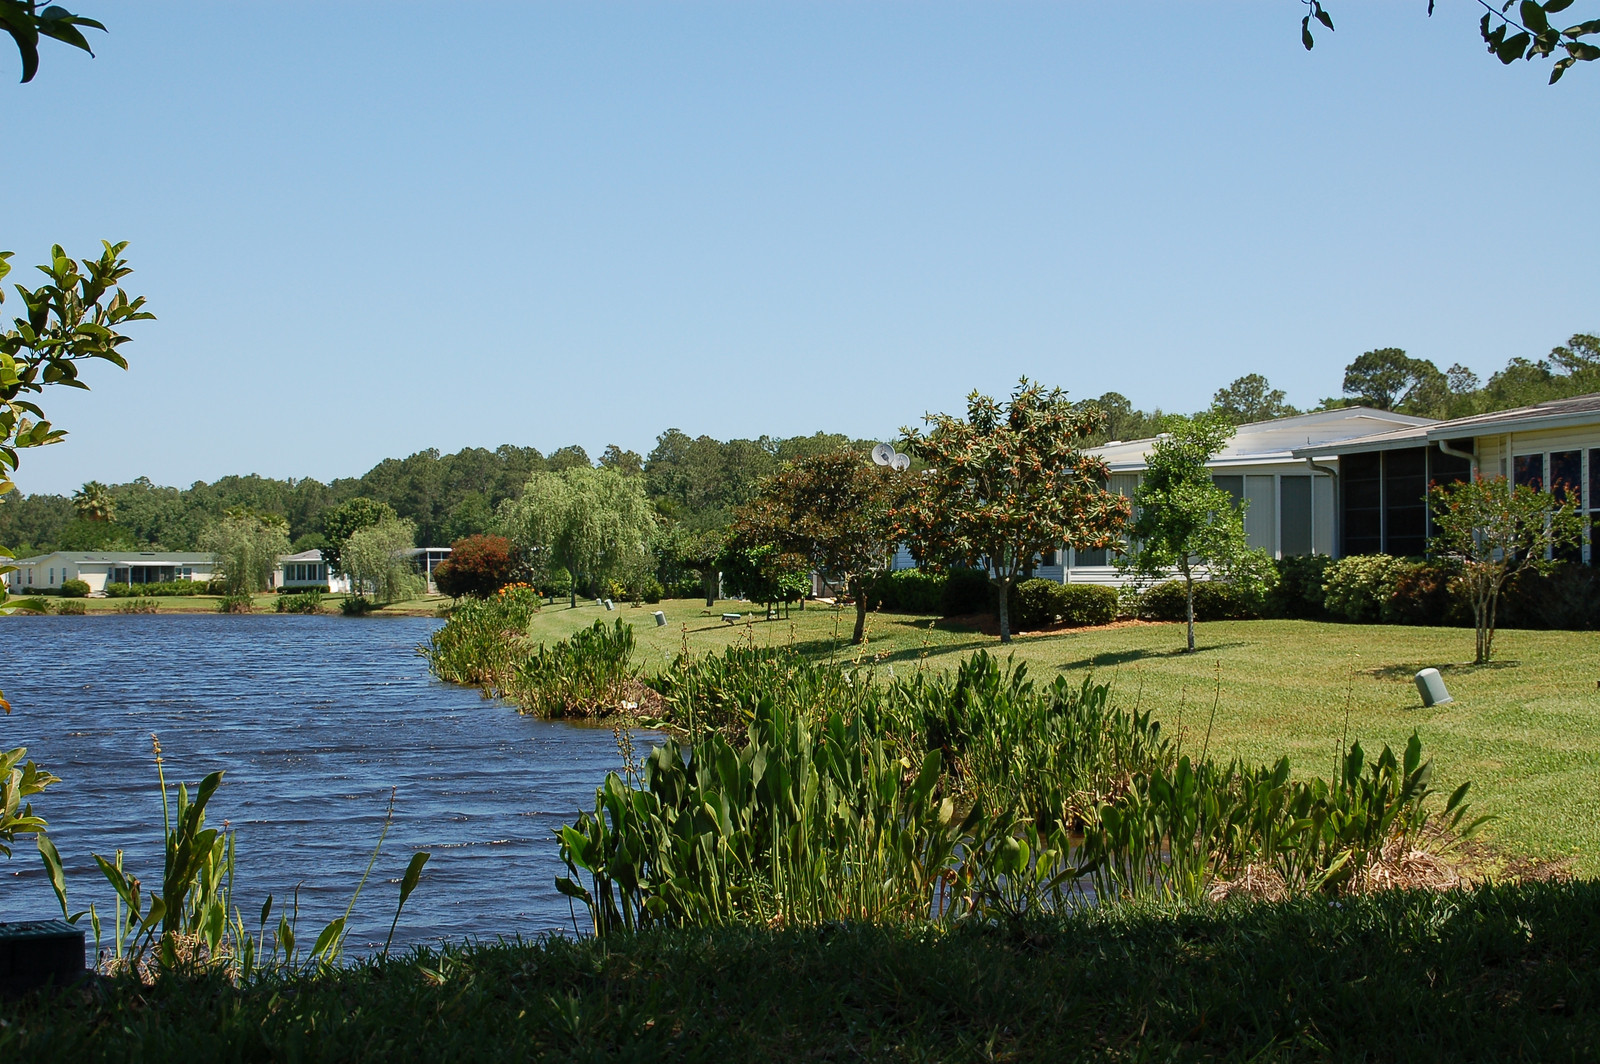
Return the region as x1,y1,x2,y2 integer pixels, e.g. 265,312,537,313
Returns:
500,466,655,608
200,513,290,595
343,518,423,604
898,379,1129,644
732,449,902,644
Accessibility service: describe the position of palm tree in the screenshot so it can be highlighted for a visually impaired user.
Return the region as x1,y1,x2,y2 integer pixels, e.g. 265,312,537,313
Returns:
73,481,116,523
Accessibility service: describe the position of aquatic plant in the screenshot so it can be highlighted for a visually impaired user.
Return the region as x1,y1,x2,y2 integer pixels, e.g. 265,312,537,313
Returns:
275,590,323,614
509,619,638,718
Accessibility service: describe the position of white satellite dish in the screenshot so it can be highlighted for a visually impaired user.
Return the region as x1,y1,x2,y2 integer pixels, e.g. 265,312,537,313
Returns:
891,453,911,472
871,442,895,466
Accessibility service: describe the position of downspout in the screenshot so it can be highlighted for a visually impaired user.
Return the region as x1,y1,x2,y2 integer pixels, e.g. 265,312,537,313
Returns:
1305,457,1339,557
1436,437,1476,477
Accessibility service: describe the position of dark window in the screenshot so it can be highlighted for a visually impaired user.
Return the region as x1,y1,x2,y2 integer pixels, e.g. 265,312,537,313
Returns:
1280,475,1312,557
1074,546,1108,566
1513,453,1544,491
1551,450,1581,505
1212,475,1244,507
1341,452,1382,556
1041,550,1057,566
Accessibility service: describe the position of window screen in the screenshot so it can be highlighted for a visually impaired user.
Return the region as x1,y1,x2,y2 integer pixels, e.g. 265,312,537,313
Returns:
1382,448,1427,556
1280,475,1312,556
1513,453,1544,491
1074,546,1108,566
1212,475,1243,507
1551,450,1581,505
1341,452,1382,556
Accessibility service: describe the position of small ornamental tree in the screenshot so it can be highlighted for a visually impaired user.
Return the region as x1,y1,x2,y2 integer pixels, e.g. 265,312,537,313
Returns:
718,540,809,617
1118,415,1274,652
655,522,727,606
433,534,519,598
897,379,1129,644
1429,475,1583,664
732,450,902,644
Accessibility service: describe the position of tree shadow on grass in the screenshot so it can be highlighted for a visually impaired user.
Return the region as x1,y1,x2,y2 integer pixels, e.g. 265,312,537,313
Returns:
1364,660,1521,681
1053,641,1252,672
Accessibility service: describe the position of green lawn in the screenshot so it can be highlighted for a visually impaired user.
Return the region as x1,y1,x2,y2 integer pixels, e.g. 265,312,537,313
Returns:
527,598,1600,876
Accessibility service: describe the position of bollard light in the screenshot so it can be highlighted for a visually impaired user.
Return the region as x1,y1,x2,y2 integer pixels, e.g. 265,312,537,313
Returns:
653,611,666,627
1414,668,1453,707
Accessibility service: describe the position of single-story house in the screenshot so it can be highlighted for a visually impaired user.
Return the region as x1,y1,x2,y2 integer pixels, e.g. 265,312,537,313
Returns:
405,547,452,593
1293,393,1600,565
5,550,218,595
1041,407,1437,585
274,549,350,593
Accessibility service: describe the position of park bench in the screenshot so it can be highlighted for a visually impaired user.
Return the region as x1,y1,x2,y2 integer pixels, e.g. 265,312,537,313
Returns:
721,612,741,624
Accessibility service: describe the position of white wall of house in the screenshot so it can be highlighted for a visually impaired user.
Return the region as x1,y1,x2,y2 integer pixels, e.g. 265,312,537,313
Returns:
6,552,217,595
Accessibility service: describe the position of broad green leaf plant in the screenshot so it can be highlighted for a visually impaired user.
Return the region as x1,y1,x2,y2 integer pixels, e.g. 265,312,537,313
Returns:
0,0,103,83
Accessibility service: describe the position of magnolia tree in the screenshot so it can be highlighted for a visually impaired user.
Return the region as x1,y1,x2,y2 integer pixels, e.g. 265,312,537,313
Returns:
500,466,656,607
732,450,903,644
897,379,1129,644
1118,415,1274,652
1429,475,1583,664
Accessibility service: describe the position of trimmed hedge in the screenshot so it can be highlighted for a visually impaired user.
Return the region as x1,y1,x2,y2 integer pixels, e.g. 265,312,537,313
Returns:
1011,579,1117,630
105,579,217,598
58,578,90,598
1137,579,1255,622
941,567,991,617
871,568,946,614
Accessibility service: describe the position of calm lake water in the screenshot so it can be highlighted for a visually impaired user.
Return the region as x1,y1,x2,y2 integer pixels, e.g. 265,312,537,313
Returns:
2,615,653,953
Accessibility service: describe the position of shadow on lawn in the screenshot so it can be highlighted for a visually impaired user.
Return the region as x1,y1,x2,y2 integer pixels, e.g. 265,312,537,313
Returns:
1053,641,1252,672
1365,660,1521,681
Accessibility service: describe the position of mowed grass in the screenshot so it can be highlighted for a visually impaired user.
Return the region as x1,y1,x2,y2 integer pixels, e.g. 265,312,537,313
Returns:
526,598,1600,875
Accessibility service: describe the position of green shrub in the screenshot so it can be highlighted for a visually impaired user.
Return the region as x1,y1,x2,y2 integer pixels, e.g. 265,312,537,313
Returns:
871,568,945,614
510,619,638,718
545,566,573,599
1136,580,1254,622
665,577,703,599
640,579,664,605
1382,561,1467,627
1321,555,1407,623
339,594,376,616
276,590,324,614
53,599,86,615
105,580,212,598
1499,563,1600,630
58,578,90,598
114,598,158,614
1059,584,1117,627
1265,555,1333,619
218,593,254,614
1012,578,1067,630
941,566,991,616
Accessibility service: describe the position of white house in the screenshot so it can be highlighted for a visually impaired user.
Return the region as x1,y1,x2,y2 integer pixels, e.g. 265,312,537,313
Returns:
273,549,349,593
6,550,218,595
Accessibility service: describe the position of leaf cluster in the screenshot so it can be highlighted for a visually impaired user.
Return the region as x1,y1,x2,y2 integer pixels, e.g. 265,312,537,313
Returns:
0,0,103,83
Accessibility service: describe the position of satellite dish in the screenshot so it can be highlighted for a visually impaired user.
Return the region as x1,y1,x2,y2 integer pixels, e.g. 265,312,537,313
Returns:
871,443,895,466
891,453,911,472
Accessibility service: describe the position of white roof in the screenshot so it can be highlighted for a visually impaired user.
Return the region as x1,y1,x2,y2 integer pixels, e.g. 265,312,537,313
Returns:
1091,407,1436,472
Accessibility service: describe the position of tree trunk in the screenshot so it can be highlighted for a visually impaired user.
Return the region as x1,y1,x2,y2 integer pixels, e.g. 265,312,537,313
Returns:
996,577,1012,644
702,569,716,607
850,575,868,644
1185,577,1196,652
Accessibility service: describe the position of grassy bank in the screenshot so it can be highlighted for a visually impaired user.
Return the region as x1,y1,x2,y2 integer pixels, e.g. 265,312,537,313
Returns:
6,882,1596,1061
511,599,1600,875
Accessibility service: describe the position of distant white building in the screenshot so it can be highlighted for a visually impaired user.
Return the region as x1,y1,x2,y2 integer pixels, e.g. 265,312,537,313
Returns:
6,550,218,595
273,549,349,593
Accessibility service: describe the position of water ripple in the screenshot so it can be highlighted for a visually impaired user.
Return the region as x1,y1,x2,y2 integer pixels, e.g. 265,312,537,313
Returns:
1,615,649,951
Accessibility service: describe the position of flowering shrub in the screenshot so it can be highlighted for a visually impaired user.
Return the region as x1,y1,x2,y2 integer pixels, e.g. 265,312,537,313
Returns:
433,535,520,598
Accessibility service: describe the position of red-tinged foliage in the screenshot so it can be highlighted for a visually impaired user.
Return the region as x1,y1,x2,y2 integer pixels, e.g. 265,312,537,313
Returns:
434,534,521,599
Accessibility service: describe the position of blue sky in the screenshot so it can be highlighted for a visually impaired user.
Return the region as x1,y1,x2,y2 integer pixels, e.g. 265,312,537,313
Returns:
5,2,1596,494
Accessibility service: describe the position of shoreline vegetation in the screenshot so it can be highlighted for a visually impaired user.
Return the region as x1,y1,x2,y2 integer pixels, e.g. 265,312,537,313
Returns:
3,591,451,616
